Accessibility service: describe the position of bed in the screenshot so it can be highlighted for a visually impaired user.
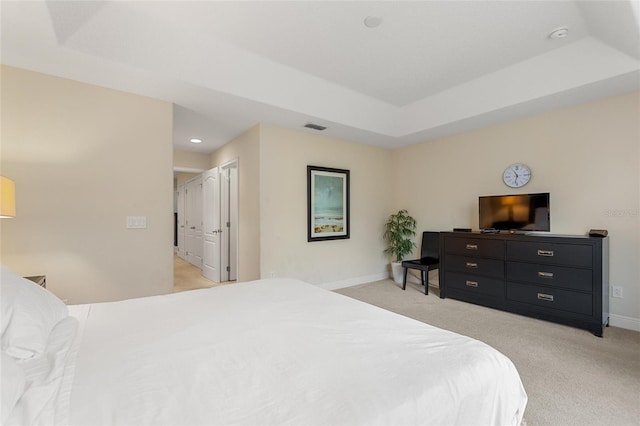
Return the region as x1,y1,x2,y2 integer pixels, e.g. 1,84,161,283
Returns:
1,265,527,425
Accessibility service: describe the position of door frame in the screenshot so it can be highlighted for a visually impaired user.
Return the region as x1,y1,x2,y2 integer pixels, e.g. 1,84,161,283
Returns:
220,159,239,281
176,183,186,260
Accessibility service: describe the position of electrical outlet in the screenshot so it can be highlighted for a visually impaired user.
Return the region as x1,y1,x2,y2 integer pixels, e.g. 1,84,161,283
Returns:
612,286,623,298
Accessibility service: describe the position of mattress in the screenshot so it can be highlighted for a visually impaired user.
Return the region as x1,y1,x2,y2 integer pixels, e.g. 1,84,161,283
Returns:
5,276,527,425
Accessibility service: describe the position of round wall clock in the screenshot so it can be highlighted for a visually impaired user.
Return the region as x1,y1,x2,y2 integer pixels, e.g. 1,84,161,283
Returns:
503,163,531,188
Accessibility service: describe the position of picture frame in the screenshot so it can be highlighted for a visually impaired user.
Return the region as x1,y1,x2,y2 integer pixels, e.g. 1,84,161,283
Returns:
307,165,350,242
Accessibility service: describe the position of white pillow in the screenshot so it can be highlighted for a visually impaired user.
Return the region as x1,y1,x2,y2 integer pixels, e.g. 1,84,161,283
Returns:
1,351,26,423
1,266,68,360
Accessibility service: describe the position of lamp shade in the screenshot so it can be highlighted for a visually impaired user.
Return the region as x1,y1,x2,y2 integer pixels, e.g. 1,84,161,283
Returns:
0,176,16,218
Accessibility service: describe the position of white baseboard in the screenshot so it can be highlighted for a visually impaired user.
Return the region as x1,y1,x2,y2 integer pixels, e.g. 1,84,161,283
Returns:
318,272,390,291
609,314,640,332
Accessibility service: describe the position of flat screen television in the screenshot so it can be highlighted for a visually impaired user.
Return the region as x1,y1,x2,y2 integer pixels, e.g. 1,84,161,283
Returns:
479,192,550,232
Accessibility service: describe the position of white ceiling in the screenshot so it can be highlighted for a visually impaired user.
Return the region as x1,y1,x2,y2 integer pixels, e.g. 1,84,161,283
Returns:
2,1,639,153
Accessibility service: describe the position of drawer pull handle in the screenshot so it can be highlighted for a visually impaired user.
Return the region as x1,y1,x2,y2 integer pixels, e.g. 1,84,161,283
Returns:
537,249,554,257
466,280,478,288
537,293,554,302
538,271,554,278
465,262,478,268
466,244,478,250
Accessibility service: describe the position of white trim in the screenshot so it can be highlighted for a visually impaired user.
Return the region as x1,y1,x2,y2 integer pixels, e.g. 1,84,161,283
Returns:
174,166,206,173
609,314,640,332
220,159,239,282
220,157,239,170
317,272,389,291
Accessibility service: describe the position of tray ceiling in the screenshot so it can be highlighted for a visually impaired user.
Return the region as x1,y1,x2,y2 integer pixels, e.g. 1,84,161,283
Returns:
2,1,639,152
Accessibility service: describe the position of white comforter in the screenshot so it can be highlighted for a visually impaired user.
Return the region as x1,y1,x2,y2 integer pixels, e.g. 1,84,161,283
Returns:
61,278,526,425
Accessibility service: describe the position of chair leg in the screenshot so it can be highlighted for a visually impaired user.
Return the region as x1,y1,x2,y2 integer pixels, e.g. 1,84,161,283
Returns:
402,268,408,290
424,271,429,295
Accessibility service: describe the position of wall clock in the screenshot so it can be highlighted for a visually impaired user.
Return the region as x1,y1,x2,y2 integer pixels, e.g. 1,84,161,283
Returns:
503,163,531,188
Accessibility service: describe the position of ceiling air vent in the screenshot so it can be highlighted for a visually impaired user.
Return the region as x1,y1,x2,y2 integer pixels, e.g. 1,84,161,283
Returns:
304,123,327,131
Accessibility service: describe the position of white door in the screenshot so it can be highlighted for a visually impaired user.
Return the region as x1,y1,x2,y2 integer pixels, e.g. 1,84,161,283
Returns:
176,184,186,260
202,167,221,282
185,176,203,268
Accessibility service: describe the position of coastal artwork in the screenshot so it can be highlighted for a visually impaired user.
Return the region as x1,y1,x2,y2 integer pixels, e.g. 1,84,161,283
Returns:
307,166,350,241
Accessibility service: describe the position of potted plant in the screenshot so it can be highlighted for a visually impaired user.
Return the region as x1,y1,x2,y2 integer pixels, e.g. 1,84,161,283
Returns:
383,209,417,284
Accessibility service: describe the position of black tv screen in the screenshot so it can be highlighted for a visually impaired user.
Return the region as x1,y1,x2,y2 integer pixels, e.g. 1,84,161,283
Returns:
479,193,550,232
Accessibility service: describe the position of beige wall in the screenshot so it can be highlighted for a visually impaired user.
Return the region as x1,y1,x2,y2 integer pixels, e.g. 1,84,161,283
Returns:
0,66,174,303
259,124,393,287
174,149,210,172
392,91,640,323
4,65,635,325
175,172,200,188
210,125,261,282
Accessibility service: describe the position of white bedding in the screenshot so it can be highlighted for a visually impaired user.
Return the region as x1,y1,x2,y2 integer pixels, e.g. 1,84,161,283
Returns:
43,278,526,425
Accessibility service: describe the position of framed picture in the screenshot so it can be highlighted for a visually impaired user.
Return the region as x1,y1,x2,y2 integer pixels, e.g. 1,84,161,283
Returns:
307,165,350,242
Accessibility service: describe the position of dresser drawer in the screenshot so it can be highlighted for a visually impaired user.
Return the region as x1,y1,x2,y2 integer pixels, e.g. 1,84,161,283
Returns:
507,241,592,268
445,238,504,259
507,282,593,316
445,272,504,297
507,262,592,292
446,255,504,279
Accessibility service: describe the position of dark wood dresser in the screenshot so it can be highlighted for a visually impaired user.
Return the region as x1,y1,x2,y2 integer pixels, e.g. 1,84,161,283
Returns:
439,232,609,336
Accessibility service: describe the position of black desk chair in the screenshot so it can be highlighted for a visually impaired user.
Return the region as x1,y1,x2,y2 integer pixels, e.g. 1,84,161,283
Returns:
401,231,439,295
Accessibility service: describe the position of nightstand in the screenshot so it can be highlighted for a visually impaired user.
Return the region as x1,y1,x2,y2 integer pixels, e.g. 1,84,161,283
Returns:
24,275,46,288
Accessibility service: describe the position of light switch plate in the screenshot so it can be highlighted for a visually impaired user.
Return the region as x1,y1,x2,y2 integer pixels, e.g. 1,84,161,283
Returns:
126,216,147,229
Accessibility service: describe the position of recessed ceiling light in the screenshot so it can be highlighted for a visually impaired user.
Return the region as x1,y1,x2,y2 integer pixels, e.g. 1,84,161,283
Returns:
364,16,382,28
190,138,202,144
548,27,569,40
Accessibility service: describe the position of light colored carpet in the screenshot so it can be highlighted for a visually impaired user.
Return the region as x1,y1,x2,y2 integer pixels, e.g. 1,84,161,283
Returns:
336,279,640,426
